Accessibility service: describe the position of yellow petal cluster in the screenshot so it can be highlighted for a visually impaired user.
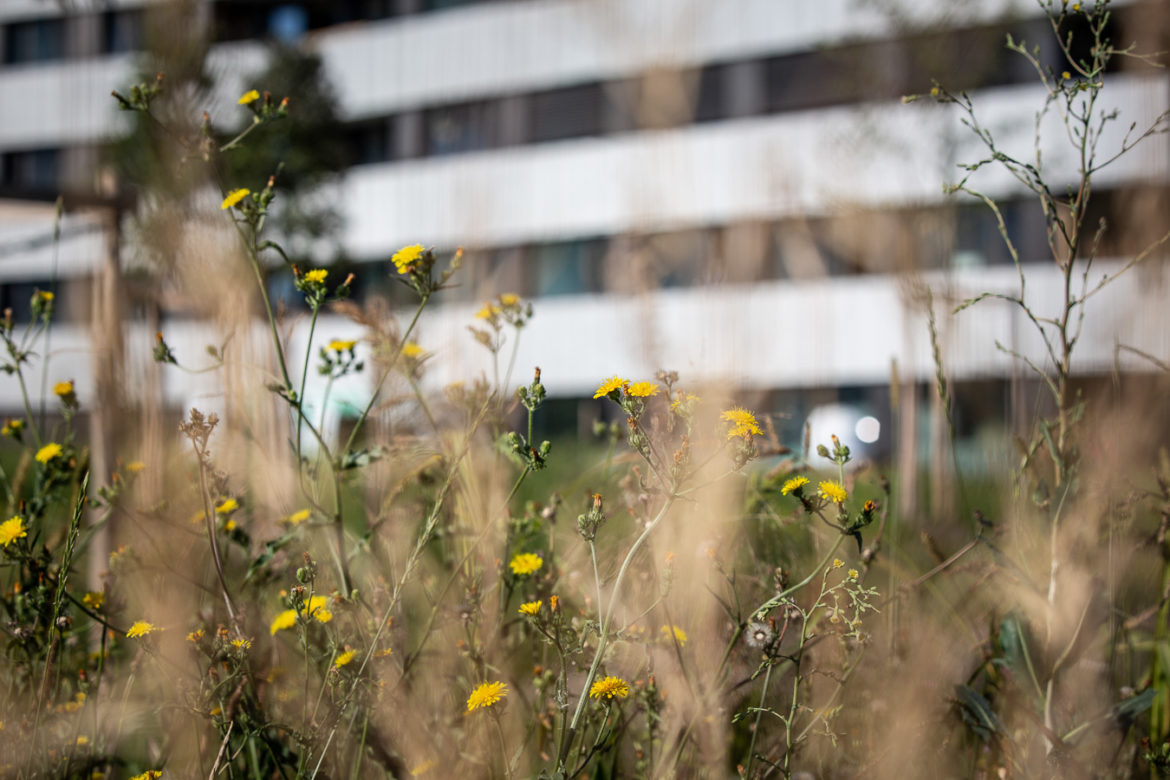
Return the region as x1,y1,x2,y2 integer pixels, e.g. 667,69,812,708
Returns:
589,676,630,700
509,553,543,576
466,680,507,712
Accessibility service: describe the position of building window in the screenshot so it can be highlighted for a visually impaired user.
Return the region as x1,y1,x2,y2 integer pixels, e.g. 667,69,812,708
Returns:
4,18,65,64
425,101,493,156
530,83,603,144
1,149,60,193
348,118,394,165
531,238,604,297
103,10,143,54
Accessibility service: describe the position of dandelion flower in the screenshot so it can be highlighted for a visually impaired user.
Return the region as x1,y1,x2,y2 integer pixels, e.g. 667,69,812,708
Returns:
187,629,204,642
466,680,507,712
402,342,425,359
475,303,500,320
721,407,762,439
660,625,688,646
518,600,542,616
130,772,162,780
626,381,660,398
270,609,297,634
304,269,328,284
231,638,252,651
76,735,88,746
392,244,425,274
306,595,332,624
215,498,238,514
746,621,773,649
238,89,260,105
53,380,74,396
509,553,543,576
334,648,356,667
126,620,159,638
593,376,626,399
220,188,249,210
284,509,310,525
35,442,63,464
328,339,356,352
819,481,847,504
0,516,27,547
780,476,809,496
499,293,519,306
589,676,630,700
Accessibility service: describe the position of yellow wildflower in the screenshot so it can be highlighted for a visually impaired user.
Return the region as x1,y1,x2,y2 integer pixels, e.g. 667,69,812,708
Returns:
660,625,688,646
475,303,501,320
819,481,847,504
0,516,27,547
848,569,859,580
328,339,356,352
37,290,53,302
466,680,507,712
215,498,238,514
35,442,63,464
334,648,356,667
780,476,809,496
126,620,159,638
832,558,844,569
284,508,310,525
518,600,542,616
126,461,146,474
76,736,89,746
721,407,762,439
410,758,438,776
220,188,250,210
499,293,520,306
130,771,162,780
306,595,332,623
589,676,630,700
82,591,104,610
238,89,260,105
402,342,425,359
509,553,543,576
270,610,297,634
392,244,425,274
670,392,700,411
187,629,204,642
304,268,328,284
1,419,23,436
626,381,660,398
231,638,252,651
53,380,74,397
593,376,627,399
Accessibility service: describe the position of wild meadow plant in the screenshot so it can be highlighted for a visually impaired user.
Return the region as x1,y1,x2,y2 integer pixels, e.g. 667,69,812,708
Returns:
0,1,1167,778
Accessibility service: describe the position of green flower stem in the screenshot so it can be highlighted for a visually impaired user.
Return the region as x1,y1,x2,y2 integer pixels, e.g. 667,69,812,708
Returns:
340,294,428,458
743,659,775,779
558,495,675,772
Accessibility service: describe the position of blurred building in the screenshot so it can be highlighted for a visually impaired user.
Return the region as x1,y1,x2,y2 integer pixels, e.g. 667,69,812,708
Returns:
0,0,1167,457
